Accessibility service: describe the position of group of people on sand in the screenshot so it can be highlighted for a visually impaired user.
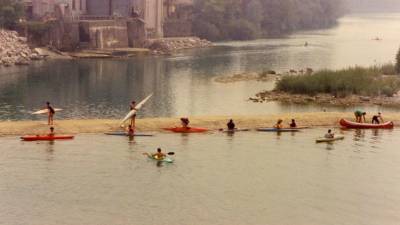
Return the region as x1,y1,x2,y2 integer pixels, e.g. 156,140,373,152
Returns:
354,110,384,124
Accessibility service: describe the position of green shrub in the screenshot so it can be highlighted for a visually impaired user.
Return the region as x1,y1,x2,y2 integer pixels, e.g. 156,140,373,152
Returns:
0,0,24,29
275,66,400,97
396,47,400,74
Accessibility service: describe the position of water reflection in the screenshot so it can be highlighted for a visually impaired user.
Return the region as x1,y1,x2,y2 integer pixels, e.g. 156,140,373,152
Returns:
1,13,400,120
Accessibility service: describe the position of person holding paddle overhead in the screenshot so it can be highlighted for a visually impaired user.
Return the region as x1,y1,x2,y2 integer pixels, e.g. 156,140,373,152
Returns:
46,102,55,125
129,101,137,128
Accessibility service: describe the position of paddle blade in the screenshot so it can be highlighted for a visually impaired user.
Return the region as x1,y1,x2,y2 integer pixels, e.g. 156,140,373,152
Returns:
167,152,175,155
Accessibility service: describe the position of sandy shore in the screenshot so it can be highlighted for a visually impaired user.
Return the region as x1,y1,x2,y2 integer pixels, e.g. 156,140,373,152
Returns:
0,112,399,136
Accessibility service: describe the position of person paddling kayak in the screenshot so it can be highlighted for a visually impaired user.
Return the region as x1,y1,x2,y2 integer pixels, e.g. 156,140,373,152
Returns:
46,102,55,125
372,112,383,124
181,117,190,128
152,148,166,160
127,125,135,137
227,119,236,130
289,119,297,128
354,110,366,123
324,129,335,138
274,119,284,129
48,127,55,136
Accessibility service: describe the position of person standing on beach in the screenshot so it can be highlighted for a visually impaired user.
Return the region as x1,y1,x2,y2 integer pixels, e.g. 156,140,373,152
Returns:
46,102,55,125
129,101,137,129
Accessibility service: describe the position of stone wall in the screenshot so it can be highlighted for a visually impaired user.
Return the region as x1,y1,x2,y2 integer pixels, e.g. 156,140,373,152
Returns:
127,19,146,48
163,19,192,37
23,21,80,51
79,20,129,49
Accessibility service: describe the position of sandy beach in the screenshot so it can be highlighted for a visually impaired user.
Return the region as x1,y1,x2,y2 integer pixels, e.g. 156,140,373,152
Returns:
0,112,399,136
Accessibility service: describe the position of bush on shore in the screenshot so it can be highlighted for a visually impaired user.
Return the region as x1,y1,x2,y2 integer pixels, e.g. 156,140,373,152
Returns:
275,66,400,97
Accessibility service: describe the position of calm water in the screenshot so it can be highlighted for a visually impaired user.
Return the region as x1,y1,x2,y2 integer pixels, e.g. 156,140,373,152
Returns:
1,13,400,120
1,129,400,225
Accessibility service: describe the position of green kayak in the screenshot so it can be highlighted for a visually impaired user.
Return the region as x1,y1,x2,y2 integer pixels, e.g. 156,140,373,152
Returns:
147,154,174,163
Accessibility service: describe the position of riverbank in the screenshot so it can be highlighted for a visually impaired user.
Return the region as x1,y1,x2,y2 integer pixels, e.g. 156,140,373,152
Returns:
251,90,400,107
1,112,399,136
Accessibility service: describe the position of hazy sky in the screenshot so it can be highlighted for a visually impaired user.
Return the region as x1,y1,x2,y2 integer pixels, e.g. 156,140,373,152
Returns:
346,0,400,12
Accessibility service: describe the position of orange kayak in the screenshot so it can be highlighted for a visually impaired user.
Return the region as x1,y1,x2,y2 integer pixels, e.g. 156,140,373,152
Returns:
163,127,208,133
21,135,75,141
339,119,394,129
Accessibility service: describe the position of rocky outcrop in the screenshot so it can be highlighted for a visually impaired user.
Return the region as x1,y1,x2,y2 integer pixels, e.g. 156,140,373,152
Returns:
0,29,43,67
143,37,213,55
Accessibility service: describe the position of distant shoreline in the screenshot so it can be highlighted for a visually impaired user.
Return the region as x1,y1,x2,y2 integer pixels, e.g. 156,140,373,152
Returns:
0,112,398,136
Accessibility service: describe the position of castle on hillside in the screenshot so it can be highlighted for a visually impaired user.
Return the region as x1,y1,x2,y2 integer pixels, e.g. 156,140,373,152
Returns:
22,0,193,50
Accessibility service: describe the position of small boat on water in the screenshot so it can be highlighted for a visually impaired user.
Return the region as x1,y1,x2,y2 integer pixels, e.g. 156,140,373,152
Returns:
316,135,345,143
163,127,208,133
339,119,394,129
257,128,300,132
21,135,74,141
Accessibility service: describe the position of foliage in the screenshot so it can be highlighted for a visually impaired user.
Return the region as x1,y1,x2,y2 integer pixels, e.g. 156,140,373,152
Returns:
0,0,24,29
192,0,345,41
275,66,400,97
396,47,400,74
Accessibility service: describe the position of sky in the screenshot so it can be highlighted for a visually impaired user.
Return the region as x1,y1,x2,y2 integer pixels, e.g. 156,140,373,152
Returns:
346,0,400,12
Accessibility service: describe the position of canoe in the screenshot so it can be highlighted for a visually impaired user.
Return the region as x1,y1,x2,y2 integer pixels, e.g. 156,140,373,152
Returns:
339,119,394,129
147,154,174,163
105,132,154,137
32,108,63,115
316,135,345,143
257,128,300,132
220,128,250,133
163,127,208,133
120,94,153,125
21,135,74,141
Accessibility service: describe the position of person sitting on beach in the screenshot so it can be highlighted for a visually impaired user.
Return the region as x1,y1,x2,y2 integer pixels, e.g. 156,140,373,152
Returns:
324,129,335,139
152,148,166,160
227,119,236,130
48,127,55,136
354,110,366,123
274,119,284,129
372,112,383,124
46,101,55,126
289,119,297,128
181,117,190,128
127,125,135,137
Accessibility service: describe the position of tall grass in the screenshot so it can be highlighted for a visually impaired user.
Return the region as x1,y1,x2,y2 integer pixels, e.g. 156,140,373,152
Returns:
275,66,400,97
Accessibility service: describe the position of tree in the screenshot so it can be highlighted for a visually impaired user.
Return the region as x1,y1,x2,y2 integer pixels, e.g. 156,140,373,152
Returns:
396,46,400,74
0,0,24,29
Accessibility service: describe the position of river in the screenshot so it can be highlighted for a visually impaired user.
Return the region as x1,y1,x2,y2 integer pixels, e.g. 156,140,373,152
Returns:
1,129,400,225
1,13,400,120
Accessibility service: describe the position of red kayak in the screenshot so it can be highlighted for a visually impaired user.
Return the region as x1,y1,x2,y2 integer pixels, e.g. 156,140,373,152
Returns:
21,135,75,141
339,119,394,129
163,127,208,133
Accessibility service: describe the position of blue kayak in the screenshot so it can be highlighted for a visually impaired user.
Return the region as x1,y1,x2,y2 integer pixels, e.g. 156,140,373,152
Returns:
257,128,300,132
105,132,154,137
